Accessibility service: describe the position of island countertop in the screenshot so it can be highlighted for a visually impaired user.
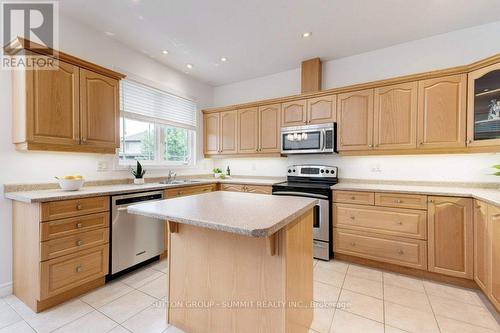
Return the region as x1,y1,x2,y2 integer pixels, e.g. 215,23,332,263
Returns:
127,191,317,237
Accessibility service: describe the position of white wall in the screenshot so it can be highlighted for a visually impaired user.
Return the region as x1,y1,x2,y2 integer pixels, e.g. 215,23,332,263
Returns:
0,15,214,295
214,21,500,106
212,20,500,184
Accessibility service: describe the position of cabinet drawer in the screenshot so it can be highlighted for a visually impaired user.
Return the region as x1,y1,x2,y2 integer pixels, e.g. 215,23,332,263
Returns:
375,192,428,210
41,212,109,241
165,184,217,198
220,184,272,194
333,191,374,205
41,197,109,221
41,228,109,261
334,228,427,270
40,244,108,299
220,184,245,192
334,204,427,239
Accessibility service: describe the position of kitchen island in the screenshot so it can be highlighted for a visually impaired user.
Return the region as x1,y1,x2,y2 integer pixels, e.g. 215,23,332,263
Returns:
128,191,317,333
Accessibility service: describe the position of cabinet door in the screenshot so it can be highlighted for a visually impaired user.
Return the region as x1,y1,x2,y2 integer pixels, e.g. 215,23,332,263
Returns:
281,100,307,126
428,196,473,279
26,60,80,146
259,104,281,153
417,74,467,149
80,69,119,149
237,107,258,154
219,110,238,154
203,113,220,154
474,200,489,291
337,89,374,151
307,95,336,124
467,63,500,147
489,205,500,310
374,82,417,150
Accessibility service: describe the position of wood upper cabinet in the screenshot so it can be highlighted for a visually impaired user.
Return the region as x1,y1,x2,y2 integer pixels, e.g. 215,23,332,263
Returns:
337,89,374,151
219,110,238,154
80,69,119,149
282,100,307,126
258,104,281,153
237,107,259,153
203,113,220,154
489,205,500,310
467,62,500,147
306,95,336,124
20,60,80,147
374,82,417,150
474,200,489,291
417,74,467,149
428,196,473,279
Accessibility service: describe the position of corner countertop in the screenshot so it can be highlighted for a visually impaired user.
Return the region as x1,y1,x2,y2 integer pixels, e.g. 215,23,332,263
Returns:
127,191,317,237
331,182,500,207
4,177,284,203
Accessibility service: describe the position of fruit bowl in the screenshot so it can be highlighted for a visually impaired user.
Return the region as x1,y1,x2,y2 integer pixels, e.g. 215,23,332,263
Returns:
56,176,84,191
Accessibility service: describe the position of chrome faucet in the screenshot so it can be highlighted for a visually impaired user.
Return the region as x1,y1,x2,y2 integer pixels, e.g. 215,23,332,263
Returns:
166,170,177,184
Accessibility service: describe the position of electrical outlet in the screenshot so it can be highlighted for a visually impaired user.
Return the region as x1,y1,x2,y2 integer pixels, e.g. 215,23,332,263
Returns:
97,161,108,172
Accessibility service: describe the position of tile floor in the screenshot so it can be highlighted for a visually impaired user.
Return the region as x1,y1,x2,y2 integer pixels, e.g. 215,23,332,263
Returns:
1,258,499,333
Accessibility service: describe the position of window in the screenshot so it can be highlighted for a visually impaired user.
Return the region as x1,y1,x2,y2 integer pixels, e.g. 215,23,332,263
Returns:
118,79,197,166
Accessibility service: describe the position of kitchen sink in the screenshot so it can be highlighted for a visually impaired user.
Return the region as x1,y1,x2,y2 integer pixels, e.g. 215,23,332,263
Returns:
160,179,201,185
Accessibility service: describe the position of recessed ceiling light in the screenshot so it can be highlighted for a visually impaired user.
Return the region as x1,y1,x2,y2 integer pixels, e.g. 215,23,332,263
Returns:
186,63,193,69
220,57,227,62
162,50,169,55
104,31,115,36
302,32,312,38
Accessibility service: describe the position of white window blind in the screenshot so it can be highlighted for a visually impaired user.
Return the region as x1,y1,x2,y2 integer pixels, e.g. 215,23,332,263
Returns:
120,79,197,129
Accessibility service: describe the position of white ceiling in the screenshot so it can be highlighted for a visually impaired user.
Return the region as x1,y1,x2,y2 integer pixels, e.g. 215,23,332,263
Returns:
59,0,500,86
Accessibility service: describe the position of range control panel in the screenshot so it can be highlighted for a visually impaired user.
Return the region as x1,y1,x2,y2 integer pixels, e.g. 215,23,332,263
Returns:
287,165,338,178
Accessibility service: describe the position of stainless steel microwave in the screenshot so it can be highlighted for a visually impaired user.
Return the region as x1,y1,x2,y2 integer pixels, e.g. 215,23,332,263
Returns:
281,123,337,154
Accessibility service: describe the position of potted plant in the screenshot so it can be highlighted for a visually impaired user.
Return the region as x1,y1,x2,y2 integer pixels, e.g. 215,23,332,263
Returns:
132,161,146,184
213,167,223,178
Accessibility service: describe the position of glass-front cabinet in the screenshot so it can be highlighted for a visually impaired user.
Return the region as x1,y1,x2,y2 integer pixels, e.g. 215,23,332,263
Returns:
468,63,500,147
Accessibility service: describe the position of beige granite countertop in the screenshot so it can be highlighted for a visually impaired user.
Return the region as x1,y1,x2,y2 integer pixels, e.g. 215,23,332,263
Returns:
332,182,500,207
127,191,317,237
4,176,284,203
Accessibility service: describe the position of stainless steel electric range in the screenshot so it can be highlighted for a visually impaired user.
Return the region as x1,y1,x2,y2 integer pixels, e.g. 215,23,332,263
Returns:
272,165,338,260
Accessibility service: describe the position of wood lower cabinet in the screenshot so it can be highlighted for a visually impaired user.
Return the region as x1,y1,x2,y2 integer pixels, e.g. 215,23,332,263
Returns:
427,196,473,279
11,40,124,154
204,113,220,155
374,82,417,150
474,200,489,290
13,196,110,312
220,183,272,195
489,205,500,310
417,74,467,149
337,89,374,151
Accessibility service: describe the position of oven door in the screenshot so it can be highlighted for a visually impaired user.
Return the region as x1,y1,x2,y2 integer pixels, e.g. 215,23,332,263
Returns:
271,191,329,242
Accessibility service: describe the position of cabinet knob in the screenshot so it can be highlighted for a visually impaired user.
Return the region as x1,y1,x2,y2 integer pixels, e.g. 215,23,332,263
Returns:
75,266,83,273
76,203,83,210
395,199,403,203
397,249,404,255
76,240,83,246
467,139,472,144
350,196,356,200
76,223,83,229
396,221,403,225
419,142,423,146
368,144,373,148
428,199,434,203
350,216,355,220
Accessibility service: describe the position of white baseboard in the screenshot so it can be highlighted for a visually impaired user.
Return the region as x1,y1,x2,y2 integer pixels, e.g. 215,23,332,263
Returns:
0,282,12,297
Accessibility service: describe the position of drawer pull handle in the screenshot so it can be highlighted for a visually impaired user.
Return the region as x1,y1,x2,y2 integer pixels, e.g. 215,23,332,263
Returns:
76,240,83,246
76,223,83,229
350,242,356,247
350,196,356,200
398,249,404,255
75,266,83,273
76,203,83,210
396,221,403,225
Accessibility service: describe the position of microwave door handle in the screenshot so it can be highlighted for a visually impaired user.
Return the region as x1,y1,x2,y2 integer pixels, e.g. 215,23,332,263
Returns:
320,129,325,151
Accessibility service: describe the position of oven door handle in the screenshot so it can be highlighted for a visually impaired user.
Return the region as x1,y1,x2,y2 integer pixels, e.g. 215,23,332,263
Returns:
272,191,329,200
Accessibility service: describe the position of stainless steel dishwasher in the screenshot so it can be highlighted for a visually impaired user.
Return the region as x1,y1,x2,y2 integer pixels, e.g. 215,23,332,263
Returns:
111,191,164,275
